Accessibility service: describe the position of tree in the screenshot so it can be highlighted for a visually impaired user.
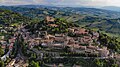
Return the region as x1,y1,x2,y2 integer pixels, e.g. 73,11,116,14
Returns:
111,64,119,67
0,60,4,67
28,61,40,67
0,46,4,56
94,59,104,67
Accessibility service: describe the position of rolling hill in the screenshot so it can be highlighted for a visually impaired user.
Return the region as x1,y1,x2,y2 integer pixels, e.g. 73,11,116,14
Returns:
101,6,120,12
0,8,30,25
1,5,120,19
0,5,120,35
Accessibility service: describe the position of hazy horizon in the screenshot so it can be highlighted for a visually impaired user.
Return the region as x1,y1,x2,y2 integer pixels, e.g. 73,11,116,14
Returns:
0,0,120,8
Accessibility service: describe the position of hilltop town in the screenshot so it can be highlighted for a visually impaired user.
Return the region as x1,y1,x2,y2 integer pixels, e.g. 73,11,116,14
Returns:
0,16,119,67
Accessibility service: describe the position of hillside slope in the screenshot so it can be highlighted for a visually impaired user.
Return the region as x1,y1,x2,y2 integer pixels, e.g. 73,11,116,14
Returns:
0,8,30,25
1,6,120,35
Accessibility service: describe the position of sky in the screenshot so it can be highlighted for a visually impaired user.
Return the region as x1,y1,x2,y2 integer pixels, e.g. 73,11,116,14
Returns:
0,0,120,7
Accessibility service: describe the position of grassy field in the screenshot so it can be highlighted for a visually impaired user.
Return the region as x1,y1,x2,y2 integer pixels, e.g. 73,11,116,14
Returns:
100,31,120,42
89,28,120,42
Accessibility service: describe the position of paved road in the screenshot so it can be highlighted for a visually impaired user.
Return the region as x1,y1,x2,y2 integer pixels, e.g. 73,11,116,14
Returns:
51,56,109,59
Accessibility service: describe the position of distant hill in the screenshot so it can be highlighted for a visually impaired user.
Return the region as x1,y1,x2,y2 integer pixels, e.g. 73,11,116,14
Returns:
1,5,120,19
59,7,120,19
101,6,120,12
86,18,120,34
0,5,120,35
0,8,30,25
